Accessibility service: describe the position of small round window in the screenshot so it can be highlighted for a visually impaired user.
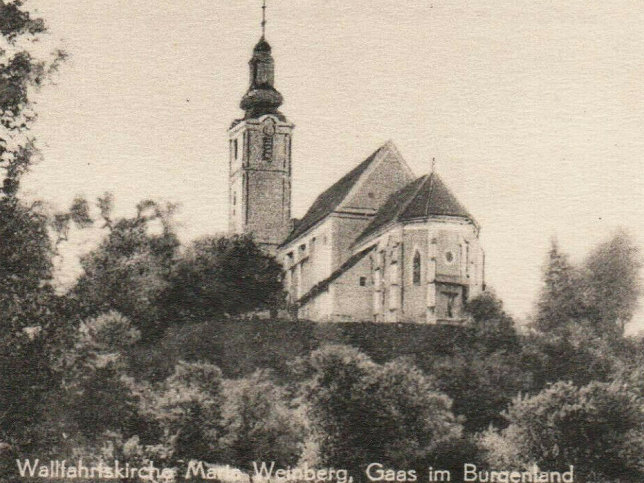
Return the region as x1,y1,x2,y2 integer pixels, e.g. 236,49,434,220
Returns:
444,251,455,264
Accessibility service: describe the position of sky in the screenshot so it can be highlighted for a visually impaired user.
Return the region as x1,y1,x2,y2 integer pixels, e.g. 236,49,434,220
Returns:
22,0,644,331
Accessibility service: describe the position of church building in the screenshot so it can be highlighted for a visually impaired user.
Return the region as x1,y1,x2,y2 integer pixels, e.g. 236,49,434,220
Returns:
227,26,485,324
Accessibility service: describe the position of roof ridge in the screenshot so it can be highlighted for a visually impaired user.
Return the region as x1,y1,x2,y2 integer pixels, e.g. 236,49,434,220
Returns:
423,173,434,219
352,174,429,247
400,173,432,220
279,145,385,247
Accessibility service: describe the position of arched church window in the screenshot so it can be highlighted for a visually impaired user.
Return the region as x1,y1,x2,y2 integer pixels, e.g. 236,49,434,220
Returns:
413,251,422,285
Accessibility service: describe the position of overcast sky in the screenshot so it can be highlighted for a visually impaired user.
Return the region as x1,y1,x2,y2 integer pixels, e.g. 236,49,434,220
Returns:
23,0,644,331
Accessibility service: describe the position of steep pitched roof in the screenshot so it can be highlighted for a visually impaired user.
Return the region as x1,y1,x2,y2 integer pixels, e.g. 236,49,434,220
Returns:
297,245,376,307
355,173,474,245
280,145,386,247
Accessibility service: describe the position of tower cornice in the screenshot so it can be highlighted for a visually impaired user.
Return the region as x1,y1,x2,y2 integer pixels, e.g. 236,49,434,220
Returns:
229,114,294,135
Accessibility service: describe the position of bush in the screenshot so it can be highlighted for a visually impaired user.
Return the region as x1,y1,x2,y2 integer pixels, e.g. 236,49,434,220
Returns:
479,380,644,481
300,345,462,475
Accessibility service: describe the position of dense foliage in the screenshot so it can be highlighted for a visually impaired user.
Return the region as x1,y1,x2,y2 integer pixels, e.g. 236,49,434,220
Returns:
72,197,180,338
534,234,641,337
165,234,285,321
300,345,462,474
1,2,643,482
480,381,644,481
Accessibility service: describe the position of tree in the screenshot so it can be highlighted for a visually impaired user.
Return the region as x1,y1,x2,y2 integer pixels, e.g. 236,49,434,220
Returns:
0,199,53,328
532,232,641,337
522,231,642,390
430,352,527,433
300,345,462,476
0,197,98,472
165,234,285,321
465,290,519,354
41,312,144,444
533,239,583,333
519,323,624,391
72,197,180,338
413,292,527,433
0,3,69,467
145,361,226,465
220,370,304,473
582,230,641,335
0,317,57,457
0,0,65,197
479,381,644,481
0,311,152,481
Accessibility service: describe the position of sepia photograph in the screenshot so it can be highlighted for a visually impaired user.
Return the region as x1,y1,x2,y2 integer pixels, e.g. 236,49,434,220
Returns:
1,1,643,482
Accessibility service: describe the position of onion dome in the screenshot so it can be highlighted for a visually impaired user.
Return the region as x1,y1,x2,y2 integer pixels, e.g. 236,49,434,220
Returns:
240,36,284,119
253,37,272,53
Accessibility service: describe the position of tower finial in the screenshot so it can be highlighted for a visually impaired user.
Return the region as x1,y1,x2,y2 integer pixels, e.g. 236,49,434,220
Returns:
261,0,267,38
431,157,436,174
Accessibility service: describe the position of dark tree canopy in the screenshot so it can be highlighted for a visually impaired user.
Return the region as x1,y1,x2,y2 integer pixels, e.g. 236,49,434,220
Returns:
0,1,68,460
533,232,641,336
533,239,583,333
220,371,304,472
0,0,63,324
0,1,44,40
165,234,285,321
480,381,644,481
0,200,61,454
0,1,65,197
72,198,180,338
582,230,641,335
146,361,226,464
300,344,462,475
0,200,51,301
465,290,519,354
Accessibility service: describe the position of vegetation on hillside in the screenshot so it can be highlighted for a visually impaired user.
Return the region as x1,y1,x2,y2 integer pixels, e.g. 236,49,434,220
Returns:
1,2,643,482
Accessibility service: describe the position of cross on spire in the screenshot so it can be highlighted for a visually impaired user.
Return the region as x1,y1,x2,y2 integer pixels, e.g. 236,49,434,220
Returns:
261,0,267,38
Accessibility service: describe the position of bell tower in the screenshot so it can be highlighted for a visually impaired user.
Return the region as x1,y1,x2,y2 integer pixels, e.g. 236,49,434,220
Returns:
228,2,293,251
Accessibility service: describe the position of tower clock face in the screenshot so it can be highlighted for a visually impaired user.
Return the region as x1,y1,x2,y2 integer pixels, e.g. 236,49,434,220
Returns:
263,122,276,136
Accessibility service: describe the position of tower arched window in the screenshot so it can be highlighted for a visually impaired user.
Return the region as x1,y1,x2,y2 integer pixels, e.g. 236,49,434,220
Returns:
262,135,273,161
413,251,422,285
